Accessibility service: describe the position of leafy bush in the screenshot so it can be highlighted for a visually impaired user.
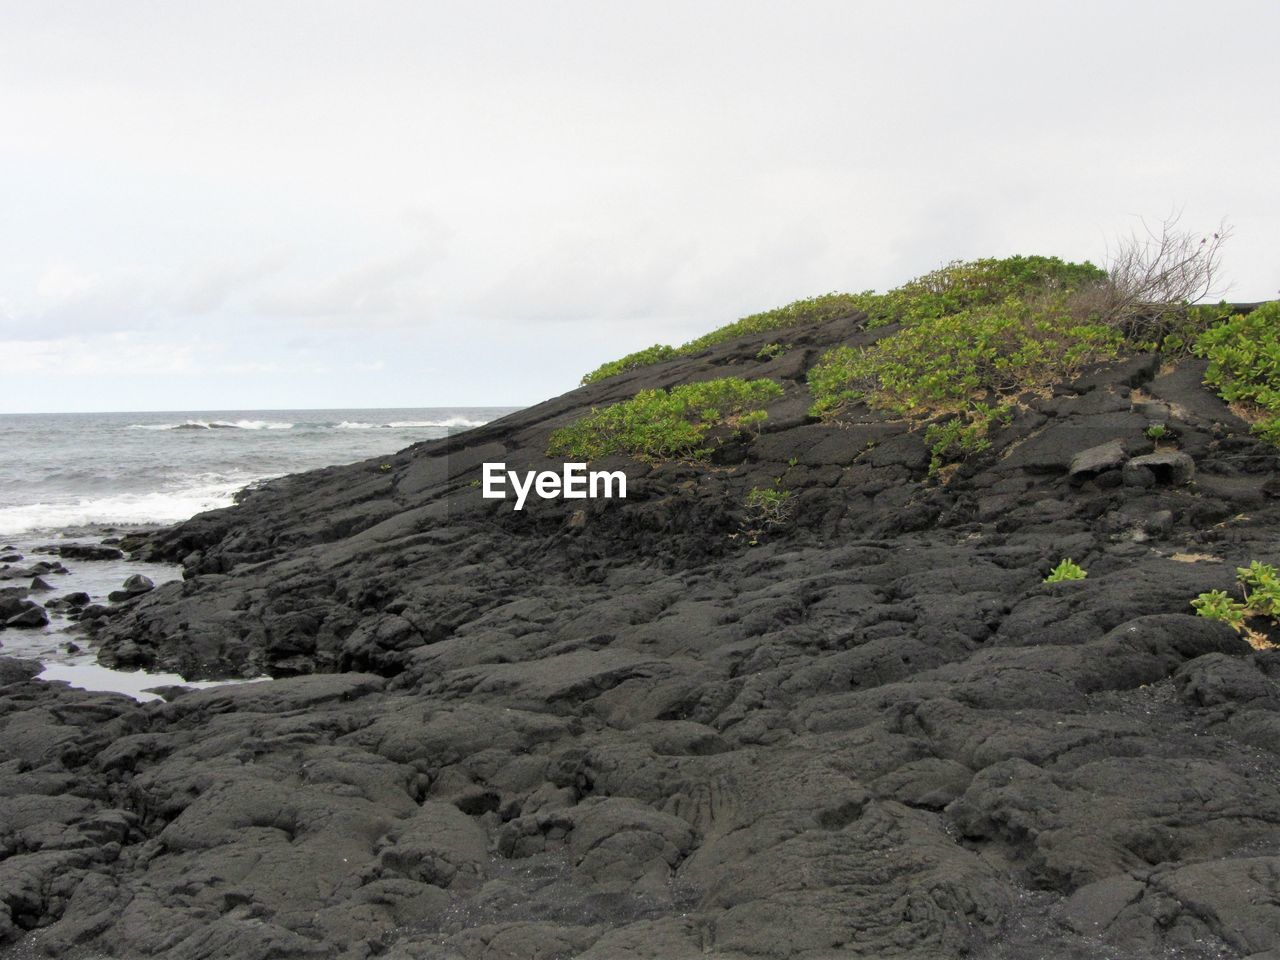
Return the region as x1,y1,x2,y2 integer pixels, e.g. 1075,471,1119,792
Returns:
924,402,1013,475
756,342,787,360
1194,302,1280,445
580,344,678,385
807,297,1123,419
579,256,1108,385
857,256,1108,329
579,294,869,385
1192,561,1279,647
745,486,794,525
682,293,872,353
548,377,783,461
1045,558,1087,583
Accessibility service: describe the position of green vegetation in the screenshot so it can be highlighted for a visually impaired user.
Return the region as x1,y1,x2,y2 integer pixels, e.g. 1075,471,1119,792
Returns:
809,294,1123,419
924,403,1013,475
1194,302,1280,445
580,258,1108,386
580,294,865,385
1146,423,1168,441
580,344,678,385
547,377,783,461
853,255,1108,329
1045,558,1088,583
745,486,794,523
756,342,787,360
1192,561,1279,647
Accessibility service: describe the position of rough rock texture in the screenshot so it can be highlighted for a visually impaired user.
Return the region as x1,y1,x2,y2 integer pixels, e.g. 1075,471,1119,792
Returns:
4,311,1280,959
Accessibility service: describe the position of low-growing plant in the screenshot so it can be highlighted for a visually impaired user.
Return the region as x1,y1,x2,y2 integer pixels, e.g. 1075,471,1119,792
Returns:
925,402,1012,475
808,297,1123,419
745,486,794,524
857,255,1108,330
579,294,869,384
548,377,783,461
756,342,787,360
580,344,678,385
1192,560,1279,648
1045,558,1087,583
1146,423,1168,441
1194,301,1280,446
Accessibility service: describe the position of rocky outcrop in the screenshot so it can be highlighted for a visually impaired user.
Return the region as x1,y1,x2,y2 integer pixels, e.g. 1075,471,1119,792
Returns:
3,310,1280,958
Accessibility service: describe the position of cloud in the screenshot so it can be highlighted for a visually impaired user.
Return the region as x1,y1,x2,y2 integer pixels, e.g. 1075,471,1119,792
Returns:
1,333,195,376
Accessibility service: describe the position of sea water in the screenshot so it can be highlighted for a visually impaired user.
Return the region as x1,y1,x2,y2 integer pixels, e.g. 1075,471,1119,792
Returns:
0,406,517,699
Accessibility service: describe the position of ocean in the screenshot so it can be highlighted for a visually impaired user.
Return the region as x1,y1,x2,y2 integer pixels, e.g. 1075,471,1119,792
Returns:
0,406,516,538
0,406,517,696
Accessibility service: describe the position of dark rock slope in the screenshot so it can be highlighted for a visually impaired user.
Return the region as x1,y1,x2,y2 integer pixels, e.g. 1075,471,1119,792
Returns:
4,310,1280,959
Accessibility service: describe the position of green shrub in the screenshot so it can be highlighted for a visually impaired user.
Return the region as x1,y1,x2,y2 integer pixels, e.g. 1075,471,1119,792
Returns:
924,402,1012,475
548,377,783,461
756,342,787,360
1191,589,1248,631
683,293,873,353
579,256,1108,385
807,297,1123,419
1045,558,1087,583
1194,302,1280,445
581,344,678,385
858,256,1108,329
745,486,794,524
579,294,871,385
1191,561,1279,647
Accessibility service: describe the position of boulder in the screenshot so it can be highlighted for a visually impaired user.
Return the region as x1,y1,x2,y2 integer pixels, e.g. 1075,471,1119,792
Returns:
108,574,155,602
6,604,49,629
1123,451,1195,487
1068,438,1126,483
56,543,125,561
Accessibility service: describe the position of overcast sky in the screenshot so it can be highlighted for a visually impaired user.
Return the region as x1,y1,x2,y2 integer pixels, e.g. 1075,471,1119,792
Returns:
2,1,1277,413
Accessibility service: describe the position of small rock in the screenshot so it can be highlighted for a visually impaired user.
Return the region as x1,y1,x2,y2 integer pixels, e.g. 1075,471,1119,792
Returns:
58,543,125,561
30,576,54,592
1069,439,1127,483
0,553,21,563
108,574,155,601
6,605,50,629
0,656,42,685
1124,451,1195,486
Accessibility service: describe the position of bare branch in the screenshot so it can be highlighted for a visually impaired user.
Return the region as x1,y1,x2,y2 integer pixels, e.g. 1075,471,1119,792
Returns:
1088,213,1234,338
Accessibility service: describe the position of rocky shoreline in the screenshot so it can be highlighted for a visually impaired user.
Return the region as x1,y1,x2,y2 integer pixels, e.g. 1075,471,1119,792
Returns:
3,308,1280,958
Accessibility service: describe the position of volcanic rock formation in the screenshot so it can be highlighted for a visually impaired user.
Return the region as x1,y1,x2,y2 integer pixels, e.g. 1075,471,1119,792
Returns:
3,307,1280,959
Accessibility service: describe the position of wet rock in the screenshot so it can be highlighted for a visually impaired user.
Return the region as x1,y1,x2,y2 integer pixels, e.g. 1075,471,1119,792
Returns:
56,543,125,561
107,574,154,602
0,656,41,685
5,603,49,629
29,576,54,592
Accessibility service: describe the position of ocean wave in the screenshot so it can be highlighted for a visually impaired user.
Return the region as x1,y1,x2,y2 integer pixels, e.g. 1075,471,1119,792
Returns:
335,417,489,430
0,480,256,537
128,420,295,431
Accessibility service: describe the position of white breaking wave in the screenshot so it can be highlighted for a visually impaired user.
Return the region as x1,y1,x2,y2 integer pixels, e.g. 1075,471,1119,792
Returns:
0,478,263,536
129,419,295,431
336,417,488,430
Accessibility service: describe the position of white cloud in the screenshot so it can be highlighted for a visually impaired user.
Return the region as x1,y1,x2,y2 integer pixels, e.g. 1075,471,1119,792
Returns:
1,0,1277,411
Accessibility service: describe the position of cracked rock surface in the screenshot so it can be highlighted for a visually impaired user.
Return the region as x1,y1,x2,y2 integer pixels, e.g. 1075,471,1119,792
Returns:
3,311,1280,958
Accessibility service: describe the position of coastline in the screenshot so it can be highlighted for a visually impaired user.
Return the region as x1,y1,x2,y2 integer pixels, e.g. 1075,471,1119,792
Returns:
3,310,1279,957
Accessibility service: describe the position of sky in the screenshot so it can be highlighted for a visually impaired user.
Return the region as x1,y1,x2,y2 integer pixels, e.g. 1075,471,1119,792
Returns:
2,0,1277,413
